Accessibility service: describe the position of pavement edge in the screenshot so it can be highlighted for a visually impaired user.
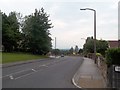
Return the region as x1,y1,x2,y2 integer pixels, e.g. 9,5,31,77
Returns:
72,57,84,88
72,74,81,88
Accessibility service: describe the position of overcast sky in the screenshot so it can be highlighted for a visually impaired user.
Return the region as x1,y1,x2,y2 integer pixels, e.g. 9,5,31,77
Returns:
0,0,119,49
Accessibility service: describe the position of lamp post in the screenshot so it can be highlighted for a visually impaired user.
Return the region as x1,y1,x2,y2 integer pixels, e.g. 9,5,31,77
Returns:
80,8,97,63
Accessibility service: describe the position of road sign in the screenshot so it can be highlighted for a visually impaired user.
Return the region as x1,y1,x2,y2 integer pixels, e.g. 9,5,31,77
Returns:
115,66,120,72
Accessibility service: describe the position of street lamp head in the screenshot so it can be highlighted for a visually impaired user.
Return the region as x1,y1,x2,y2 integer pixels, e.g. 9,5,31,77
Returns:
80,8,95,11
80,9,86,10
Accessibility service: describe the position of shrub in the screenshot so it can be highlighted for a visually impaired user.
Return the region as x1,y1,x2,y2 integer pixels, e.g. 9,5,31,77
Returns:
96,53,102,57
105,48,120,66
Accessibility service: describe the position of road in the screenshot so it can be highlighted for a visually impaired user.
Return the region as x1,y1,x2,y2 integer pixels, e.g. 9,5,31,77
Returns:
2,56,83,88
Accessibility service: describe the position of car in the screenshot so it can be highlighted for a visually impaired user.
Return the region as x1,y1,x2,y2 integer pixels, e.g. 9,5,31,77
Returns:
61,54,64,57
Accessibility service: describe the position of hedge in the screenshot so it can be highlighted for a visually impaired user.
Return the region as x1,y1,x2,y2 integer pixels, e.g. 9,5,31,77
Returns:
105,48,120,66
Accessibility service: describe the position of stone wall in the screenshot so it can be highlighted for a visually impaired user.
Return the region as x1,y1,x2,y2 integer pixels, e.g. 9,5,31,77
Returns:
96,56,107,84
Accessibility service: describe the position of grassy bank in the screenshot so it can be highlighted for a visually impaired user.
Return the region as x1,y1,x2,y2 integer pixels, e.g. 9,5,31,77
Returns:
2,52,48,64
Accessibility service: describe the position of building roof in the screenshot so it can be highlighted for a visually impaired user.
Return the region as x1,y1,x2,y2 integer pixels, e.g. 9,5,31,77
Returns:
108,40,119,48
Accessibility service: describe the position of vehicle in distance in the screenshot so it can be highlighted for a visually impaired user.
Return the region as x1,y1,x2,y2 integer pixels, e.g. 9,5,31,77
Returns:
61,54,64,57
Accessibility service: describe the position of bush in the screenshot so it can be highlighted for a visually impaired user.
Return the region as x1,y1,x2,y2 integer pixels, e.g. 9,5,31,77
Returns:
96,53,102,57
105,48,120,66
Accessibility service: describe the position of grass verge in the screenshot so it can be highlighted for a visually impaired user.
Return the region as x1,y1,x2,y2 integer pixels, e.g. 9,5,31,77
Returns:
2,52,48,64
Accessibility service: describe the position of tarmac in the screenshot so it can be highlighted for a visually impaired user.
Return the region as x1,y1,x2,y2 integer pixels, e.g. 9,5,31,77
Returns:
1,56,106,88
73,57,106,88
0,56,58,68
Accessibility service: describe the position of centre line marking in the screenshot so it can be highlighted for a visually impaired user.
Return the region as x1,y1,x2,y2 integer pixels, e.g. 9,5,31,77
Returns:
14,72,35,80
2,68,31,78
32,69,36,72
9,75,14,80
39,64,48,67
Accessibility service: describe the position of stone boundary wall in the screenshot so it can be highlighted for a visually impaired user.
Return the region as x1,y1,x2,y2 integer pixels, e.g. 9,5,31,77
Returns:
96,56,107,84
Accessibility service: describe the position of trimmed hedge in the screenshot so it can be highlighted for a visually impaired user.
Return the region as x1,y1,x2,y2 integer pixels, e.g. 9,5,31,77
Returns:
105,48,120,66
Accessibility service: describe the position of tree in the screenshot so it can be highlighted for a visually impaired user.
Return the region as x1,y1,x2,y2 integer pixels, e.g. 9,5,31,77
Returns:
78,49,83,54
51,49,61,55
97,40,108,56
60,49,69,55
75,45,79,54
83,37,108,56
22,8,53,54
2,12,21,52
83,37,94,53
69,47,74,54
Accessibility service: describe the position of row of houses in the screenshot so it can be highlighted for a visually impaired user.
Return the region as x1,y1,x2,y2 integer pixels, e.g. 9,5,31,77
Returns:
108,40,120,48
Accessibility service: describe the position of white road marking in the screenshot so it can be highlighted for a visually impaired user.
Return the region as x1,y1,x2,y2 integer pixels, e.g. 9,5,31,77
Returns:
14,72,35,80
2,60,64,79
72,77,81,88
31,69,36,72
39,64,48,67
1,69,31,79
9,75,14,80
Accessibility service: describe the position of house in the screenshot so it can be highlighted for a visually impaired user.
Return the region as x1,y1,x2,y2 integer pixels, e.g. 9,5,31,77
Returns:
108,40,119,48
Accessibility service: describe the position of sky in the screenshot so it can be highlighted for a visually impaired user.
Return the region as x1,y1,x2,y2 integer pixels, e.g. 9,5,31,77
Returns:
0,0,119,49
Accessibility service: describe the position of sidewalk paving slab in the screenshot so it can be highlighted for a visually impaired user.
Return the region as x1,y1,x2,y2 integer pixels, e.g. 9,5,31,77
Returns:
73,57,106,88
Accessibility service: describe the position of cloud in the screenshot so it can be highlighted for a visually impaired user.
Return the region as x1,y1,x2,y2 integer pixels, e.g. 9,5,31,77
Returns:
52,19,68,29
1,1,118,49
47,3,60,16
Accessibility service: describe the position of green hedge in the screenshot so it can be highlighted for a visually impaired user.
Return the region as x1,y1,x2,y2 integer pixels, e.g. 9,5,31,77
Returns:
105,48,120,66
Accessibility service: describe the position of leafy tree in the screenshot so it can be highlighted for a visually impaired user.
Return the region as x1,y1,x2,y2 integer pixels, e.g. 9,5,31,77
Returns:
83,37,94,53
22,8,53,54
60,49,69,55
78,49,83,54
69,47,74,54
51,49,61,55
83,37,108,56
2,12,21,52
97,40,108,56
75,45,79,54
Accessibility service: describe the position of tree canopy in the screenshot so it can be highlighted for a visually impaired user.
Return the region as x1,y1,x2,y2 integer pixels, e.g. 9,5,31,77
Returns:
2,8,53,55
22,8,53,54
2,12,21,52
83,37,108,56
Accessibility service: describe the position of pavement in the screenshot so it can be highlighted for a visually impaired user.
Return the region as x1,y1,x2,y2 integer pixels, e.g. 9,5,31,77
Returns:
73,57,106,88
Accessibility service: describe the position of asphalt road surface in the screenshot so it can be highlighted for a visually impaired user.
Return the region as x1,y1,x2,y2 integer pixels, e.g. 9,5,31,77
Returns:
2,56,83,88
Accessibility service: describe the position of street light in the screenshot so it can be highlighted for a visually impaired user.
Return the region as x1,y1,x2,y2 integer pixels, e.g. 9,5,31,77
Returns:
80,8,97,63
